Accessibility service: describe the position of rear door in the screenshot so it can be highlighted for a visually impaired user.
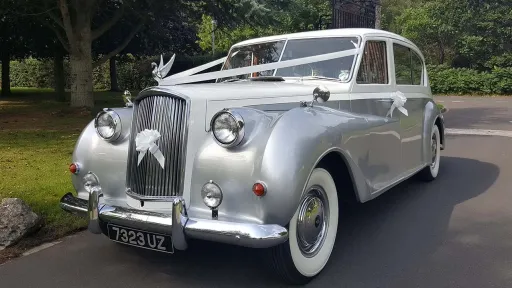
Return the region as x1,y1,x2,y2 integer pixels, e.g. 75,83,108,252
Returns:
391,41,428,174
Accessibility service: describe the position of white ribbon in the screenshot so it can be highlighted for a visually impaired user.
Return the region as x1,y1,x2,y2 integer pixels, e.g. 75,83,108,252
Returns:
166,56,227,80
160,48,360,86
135,129,165,169
386,91,408,118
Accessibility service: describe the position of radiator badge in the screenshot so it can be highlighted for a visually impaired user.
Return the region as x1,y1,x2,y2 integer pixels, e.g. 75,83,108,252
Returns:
135,129,165,169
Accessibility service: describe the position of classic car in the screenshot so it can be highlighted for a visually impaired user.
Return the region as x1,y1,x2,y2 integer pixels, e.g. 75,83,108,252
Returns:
60,28,445,284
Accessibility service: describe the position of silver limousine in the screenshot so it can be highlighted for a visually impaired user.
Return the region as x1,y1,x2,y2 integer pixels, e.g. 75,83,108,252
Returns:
60,28,445,284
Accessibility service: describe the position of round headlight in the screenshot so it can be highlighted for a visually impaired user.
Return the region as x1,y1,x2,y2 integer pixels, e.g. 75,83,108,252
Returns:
201,181,223,209
94,109,121,141
211,110,244,147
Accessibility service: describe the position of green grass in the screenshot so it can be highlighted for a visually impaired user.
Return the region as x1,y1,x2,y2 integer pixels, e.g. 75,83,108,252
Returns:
0,89,127,250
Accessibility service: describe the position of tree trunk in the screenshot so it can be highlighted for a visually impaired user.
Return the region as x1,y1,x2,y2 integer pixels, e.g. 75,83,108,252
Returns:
69,53,94,107
109,56,120,92
54,50,66,102
1,52,10,97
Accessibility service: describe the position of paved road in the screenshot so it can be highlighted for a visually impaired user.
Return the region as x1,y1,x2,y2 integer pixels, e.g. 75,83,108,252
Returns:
435,96,512,131
2,97,512,288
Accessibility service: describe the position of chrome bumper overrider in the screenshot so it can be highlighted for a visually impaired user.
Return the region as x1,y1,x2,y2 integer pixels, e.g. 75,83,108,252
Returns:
60,192,288,250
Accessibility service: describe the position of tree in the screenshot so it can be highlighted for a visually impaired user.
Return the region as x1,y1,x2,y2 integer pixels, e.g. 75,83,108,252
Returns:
17,0,275,108
0,0,59,98
196,0,332,53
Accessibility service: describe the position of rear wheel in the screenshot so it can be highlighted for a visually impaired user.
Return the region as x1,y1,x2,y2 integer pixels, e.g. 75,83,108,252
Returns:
419,124,441,181
268,168,339,285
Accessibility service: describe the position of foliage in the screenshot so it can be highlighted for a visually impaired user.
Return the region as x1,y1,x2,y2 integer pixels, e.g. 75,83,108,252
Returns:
196,0,331,52
385,0,512,70
427,65,512,95
8,53,224,91
197,15,279,53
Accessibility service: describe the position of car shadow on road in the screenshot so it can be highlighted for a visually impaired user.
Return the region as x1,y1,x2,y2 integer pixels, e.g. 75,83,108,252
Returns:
120,156,499,288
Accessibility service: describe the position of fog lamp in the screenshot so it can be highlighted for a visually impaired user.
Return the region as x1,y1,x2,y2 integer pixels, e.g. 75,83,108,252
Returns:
83,172,101,194
201,181,223,209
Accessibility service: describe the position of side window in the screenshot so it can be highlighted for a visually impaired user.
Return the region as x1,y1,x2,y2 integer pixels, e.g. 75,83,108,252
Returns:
411,51,424,85
356,41,388,84
393,44,412,85
393,43,425,86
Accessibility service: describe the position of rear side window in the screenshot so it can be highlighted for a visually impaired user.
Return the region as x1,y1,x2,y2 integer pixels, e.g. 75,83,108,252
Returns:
393,43,424,85
356,41,388,84
411,51,423,85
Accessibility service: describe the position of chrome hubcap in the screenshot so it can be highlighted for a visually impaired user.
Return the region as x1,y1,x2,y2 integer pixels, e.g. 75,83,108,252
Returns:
296,186,329,257
431,133,438,168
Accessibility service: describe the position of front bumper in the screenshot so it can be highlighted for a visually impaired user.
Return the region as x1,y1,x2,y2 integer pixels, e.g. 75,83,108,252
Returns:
60,192,288,250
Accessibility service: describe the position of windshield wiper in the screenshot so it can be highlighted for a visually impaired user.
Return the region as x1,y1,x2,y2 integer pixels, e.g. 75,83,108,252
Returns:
220,78,246,83
300,76,341,82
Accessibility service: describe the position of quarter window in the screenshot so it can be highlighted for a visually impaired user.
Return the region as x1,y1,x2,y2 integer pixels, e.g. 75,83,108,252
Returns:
392,43,424,85
411,51,423,85
356,41,388,84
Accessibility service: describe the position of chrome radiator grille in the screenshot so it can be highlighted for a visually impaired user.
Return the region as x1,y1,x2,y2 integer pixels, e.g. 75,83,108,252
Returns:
126,95,189,199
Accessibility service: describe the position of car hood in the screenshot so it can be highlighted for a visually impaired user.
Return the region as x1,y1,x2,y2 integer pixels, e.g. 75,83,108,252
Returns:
155,80,351,101
145,80,351,131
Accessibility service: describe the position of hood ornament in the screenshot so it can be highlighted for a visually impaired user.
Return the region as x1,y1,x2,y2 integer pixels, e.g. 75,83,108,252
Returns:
123,90,133,107
151,54,175,84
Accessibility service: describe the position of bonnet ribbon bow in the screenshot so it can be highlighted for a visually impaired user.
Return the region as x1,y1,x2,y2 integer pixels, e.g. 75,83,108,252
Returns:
135,129,165,169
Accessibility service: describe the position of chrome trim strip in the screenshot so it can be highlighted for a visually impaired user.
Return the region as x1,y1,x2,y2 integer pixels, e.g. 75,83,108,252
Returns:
59,193,288,249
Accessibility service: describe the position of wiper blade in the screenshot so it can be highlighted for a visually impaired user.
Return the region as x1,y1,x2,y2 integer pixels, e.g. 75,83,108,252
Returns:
300,76,341,82
221,78,246,83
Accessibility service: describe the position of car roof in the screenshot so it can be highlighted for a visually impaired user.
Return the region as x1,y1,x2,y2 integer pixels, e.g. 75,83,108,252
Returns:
232,28,418,50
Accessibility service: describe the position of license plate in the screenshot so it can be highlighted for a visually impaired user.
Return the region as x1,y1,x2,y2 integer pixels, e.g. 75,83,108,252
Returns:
107,224,174,253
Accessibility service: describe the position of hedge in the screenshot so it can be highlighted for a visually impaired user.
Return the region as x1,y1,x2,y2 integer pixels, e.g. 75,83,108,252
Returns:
5,57,512,95
7,53,224,91
427,65,512,95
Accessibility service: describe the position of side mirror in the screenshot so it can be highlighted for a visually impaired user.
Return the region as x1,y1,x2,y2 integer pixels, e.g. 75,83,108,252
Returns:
313,86,330,103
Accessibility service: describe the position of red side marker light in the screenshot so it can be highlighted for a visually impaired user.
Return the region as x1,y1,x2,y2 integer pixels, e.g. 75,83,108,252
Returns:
69,163,79,174
252,182,266,197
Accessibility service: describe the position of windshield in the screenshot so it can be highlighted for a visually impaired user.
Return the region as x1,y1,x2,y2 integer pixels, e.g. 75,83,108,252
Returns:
219,40,286,82
220,37,359,82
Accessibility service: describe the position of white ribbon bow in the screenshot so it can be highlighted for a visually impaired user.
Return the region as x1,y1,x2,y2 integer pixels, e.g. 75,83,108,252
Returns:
135,129,165,169
386,91,409,118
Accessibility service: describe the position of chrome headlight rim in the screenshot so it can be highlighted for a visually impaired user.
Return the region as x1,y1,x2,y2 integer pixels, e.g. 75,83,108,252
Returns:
94,108,122,142
210,109,245,148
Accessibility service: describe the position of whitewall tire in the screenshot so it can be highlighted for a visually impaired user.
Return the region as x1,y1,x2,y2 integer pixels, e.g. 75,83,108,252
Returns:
269,168,339,284
419,124,441,181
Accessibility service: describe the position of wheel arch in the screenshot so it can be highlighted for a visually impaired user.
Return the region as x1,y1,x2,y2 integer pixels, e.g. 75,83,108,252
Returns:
422,101,445,163
315,150,361,206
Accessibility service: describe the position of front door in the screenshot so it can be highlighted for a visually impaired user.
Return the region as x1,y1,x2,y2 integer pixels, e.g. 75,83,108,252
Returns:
350,38,402,192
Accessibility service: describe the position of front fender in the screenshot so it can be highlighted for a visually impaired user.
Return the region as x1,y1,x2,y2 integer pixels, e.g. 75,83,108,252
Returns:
188,106,368,226
71,107,132,201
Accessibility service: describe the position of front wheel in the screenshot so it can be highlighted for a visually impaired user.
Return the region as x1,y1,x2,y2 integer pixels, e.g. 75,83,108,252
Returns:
268,168,339,285
418,124,441,181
